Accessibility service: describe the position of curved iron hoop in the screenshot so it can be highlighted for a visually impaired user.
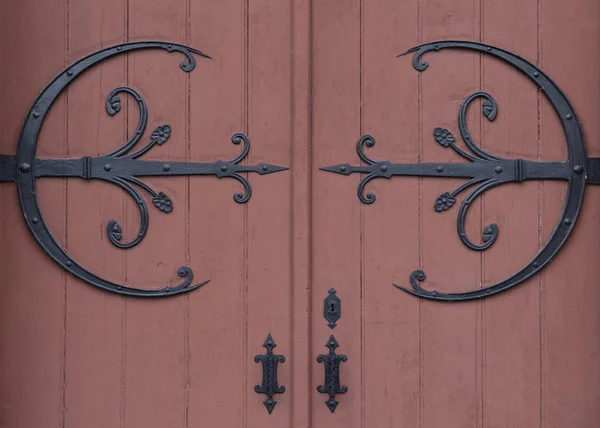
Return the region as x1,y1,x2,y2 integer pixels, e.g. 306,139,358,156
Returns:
391,40,587,301
15,41,212,297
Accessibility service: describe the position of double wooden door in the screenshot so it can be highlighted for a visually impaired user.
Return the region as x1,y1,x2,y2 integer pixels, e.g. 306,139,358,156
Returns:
1,0,599,427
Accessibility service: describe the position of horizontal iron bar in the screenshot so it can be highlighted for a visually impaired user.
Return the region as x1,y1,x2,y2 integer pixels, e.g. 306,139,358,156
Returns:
30,157,286,178
322,159,571,181
588,157,600,184
0,155,16,181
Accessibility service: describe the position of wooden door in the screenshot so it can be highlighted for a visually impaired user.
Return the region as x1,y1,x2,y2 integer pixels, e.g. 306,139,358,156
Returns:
0,1,598,428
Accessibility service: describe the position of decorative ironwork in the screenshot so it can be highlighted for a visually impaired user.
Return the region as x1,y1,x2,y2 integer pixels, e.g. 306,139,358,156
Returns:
316,335,347,413
323,288,341,329
254,334,286,414
0,41,288,297
321,40,599,301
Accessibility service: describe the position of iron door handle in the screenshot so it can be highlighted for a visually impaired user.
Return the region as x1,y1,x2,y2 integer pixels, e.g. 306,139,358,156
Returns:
254,334,286,414
317,335,348,413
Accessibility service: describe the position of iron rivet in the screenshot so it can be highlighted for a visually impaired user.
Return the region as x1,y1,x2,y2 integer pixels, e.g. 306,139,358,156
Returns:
565,114,573,120
67,70,73,76
104,164,111,171
380,165,388,172
261,165,268,171
563,218,571,225
340,166,347,172
66,261,72,267
117,46,122,51
163,164,171,172
573,164,583,174
19,163,31,173
486,289,491,294
220,165,227,172
437,166,443,172
533,262,539,268
31,217,39,224
533,71,540,78
434,44,439,49
495,166,503,174
486,46,492,51
32,111,40,119
168,44,172,49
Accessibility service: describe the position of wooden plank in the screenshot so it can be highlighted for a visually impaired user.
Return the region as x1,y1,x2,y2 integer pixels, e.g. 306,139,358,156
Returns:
419,1,482,427
63,4,127,427
246,0,293,425
123,1,189,426
290,0,313,426
311,0,361,425
361,0,420,426
540,0,600,425
0,1,66,427
187,0,246,426
480,1,541,426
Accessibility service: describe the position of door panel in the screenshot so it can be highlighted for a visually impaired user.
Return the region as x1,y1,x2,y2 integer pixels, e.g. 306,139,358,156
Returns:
1,0,599,427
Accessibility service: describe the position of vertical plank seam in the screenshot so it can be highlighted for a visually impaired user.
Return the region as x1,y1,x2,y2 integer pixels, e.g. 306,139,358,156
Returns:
478,0,484,426
359,0,366,426
61,0,70,426
120,2,130,427
184,0,192,425
241,0,250,425
417,0,423,425
289,1,295,425
536,0,544,425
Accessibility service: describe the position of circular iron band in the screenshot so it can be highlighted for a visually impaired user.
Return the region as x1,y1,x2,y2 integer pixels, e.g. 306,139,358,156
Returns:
16,41,210,297
394,40,587,301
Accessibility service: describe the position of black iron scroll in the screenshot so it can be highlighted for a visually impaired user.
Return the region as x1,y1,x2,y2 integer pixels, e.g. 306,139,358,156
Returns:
0,41,288,297
254,334,286,414
321,40,600,301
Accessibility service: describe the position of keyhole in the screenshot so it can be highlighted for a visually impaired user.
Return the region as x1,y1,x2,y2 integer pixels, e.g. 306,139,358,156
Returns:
329,302,336,313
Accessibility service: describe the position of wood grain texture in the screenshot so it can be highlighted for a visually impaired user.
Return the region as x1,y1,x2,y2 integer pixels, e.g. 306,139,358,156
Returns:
187,0,246,426
246,0,293,426
420,0,482,426
362,0,420,427
311,0,361,425
540,0,600,425
64,1,127,426
0,1,66,427
123,0,189,426
480,0,541,426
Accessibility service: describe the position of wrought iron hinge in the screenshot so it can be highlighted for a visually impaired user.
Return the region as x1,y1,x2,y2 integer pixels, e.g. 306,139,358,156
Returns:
321,40,599,302
0,41,288,297
317,335,348,413
254,334,286,414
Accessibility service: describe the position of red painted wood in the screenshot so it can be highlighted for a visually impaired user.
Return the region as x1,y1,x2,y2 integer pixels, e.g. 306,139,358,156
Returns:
311,0,362,425
419,1,483,426
246,0,293,426
0,1,598,427
187,0,246,427
540,0,600,425
0,1,66,427
480,0,541,426
362,0,420,426
123,1,189,427
64,2,127,427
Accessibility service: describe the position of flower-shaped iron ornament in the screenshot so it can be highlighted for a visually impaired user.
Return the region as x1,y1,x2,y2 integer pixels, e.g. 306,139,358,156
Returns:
0,41,288,297
321,40,600,301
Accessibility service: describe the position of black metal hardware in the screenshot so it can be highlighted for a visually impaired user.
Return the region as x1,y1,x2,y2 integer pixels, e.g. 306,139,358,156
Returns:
321,40,599,302
316,335,347,413
323,288,341,329
254,334,286,414
0,41,288,297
